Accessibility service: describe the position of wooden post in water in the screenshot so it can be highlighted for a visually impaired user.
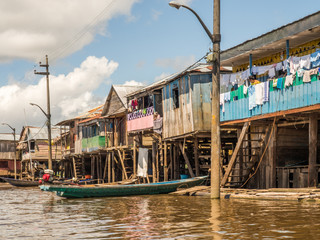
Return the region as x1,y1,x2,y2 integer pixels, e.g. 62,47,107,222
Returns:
152,141,157,183
194,137,199,176
164,141,168,181
112,152,115,182
133,136,137,177
107,153,111,183
308,114,318,187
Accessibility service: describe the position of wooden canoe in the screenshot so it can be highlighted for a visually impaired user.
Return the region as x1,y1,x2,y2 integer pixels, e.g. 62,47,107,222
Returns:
40,176,208,198
1,177,39,187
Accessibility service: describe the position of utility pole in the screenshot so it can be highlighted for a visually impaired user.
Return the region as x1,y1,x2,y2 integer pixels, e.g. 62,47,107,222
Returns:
211,0,221,199
169,0,221,198
34,55,52,170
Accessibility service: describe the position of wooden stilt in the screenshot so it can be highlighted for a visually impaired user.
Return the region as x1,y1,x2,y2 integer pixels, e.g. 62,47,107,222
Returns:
237,129,243,185
309,114,318,187
194,137,199,176
72,157,77,179
156,141,159,182
179,142,195,178
91,156,95,180
152,141,156,183
269,124,277,188
221,122,250,187
133,136,137,177
117,150,128,179
164,141,168,181
112,152,115,182
107,153,111,183
173,143,179,179
103,154,107,181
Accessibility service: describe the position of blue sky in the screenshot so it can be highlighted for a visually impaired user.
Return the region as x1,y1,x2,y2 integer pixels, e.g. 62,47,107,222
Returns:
0,0,318,133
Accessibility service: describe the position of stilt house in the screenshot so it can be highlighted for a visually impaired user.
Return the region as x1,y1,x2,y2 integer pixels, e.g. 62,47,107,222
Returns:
0,133,20,177
101,85,144,183
17,126,61,179
219,11,320,188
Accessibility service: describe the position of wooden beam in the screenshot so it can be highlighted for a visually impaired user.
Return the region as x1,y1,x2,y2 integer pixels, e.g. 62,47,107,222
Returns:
221,122,250,187
112,152,115,182
173,143,179,179
107,153,111,183
72,157,77,179
277,120,309,127
133,136,137,177
164,141,168,181
178,142,195,178
152,141,157,183
309,114,318,187
156,141,160,182
117,150,128,180
194,137,199,176
103,154,107,180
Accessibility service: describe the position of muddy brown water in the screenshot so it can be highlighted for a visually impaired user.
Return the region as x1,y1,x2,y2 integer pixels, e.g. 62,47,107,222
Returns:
1,187,320,239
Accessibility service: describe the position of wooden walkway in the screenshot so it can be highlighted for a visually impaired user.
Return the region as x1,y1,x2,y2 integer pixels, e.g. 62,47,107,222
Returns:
171,186,320,202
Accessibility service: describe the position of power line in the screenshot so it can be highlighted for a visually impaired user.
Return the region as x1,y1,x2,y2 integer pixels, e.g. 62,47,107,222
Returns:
48,0,116,62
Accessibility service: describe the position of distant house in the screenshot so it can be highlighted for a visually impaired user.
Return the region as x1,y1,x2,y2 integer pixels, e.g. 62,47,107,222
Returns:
17,126,61,178
0,133,20,177
55,105,104,179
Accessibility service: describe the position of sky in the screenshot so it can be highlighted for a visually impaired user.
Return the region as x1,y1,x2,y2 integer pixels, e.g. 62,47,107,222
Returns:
0,0,318,134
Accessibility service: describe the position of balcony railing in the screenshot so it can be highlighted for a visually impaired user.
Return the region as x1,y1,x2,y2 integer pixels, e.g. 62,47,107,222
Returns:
127,106,154,132
220,74,320,122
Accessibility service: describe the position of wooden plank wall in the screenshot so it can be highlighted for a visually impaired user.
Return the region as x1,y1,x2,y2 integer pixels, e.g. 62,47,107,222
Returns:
162,75,194,139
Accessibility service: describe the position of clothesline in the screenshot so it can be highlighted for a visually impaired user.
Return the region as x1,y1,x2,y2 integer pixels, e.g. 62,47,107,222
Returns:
220,49,320,93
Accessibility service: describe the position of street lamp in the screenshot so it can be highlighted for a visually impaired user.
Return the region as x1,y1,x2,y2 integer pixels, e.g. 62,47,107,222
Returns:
30,102,52,170
169,0,221,199
2,123,17,179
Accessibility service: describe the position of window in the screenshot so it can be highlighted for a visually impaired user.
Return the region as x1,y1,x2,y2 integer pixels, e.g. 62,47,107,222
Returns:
0,161,8,168
30,141,35,153
172,87,179,108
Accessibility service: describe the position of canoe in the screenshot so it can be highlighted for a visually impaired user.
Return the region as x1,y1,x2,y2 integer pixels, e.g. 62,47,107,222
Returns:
1,177,39,187
40,176,208,198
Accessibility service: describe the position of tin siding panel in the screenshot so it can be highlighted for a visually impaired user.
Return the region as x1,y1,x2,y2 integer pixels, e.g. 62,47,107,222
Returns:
220,80,320,122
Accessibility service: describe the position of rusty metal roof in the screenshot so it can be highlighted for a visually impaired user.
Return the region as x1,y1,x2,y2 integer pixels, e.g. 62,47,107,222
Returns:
56,104,104,126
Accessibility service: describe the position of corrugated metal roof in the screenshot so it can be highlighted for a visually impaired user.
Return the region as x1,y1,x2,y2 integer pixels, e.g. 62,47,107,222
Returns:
56,104,104,126
23,126,61,141
113,85,144,108
126,62,220,97
0,133,19,141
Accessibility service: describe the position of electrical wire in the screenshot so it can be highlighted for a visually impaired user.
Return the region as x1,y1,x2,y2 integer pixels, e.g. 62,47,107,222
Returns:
48,0,116,62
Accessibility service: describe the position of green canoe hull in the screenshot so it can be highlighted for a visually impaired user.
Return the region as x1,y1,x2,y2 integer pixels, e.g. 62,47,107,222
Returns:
40,176,207,198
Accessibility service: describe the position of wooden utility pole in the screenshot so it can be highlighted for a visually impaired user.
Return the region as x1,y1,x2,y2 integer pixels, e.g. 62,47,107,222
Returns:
34,55,52,170
210,0,221,199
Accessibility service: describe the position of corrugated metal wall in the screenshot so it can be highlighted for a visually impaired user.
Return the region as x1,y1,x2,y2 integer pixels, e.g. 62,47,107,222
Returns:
220,77,320,122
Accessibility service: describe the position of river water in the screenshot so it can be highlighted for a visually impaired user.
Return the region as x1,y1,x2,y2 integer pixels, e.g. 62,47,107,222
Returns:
1,187,320,239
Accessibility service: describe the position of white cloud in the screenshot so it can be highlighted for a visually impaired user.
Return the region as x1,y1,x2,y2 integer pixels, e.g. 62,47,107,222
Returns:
123,80,144,86
0,0,139,63
0,56,118,132
155,55,196,72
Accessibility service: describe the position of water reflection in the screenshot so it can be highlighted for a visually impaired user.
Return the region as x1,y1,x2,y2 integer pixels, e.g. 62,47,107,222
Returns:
210,199,222,240
1,188,320,239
